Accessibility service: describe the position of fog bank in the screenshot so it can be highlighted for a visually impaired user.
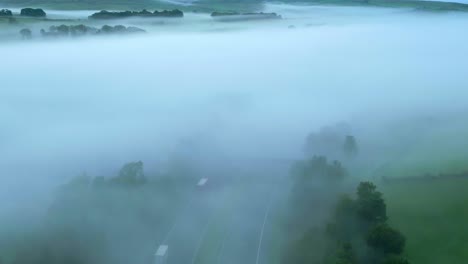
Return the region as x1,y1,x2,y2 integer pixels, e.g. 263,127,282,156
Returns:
1,5,468,219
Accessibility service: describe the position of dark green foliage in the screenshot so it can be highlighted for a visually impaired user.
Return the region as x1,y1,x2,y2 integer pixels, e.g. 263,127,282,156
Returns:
154,9,183,17
343,135,358,157
321,182,407,264
303,124,351,158
335,243,358,264
302,125,359,163
327,195,358,241
98,24,145,34
57,24,70,35
100,24,113,33
70,24,89,36
356,182,387,225
210,11,281,21
110,161,147,186
44,25,72,36
89,9,183,19
2,161,193,264
20,28,32,39
20,8,46,17
114,24,126,32
289,156,347,234
126,26,146,33
283,228,329,264
322,241,359,264
367,224,406,255
211,11,240,16
292,156,347,183
286,156,350,264
382,255,411,264
43,25,71,37
40,24,145,38
0,9,12,16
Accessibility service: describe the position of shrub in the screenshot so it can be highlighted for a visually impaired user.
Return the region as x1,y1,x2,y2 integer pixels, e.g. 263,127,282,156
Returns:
367,224,406,255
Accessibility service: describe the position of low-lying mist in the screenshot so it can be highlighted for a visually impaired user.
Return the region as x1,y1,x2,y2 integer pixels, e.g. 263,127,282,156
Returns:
1,4,468,264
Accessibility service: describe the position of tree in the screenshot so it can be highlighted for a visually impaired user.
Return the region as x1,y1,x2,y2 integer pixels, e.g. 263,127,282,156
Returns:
322,182,407,264
70,24,88,36
89,9,183,19
56,25,70,35
304,128,341,157
114,25,126,32
327,195,358,241
366,224,406,255
20,8,46,17
292,156,347,183
303,123,351,158
0,9,12,16
335,243,358,264
127,26,146,33
343,135,358,157
382,255,410,264
356,182,387,225
100,25,113,33
20,28,32,39
110,161,147,186
328,160,347,181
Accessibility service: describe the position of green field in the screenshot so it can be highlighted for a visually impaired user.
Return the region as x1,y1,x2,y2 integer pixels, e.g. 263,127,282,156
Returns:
383,177,468,264
303,0,468,12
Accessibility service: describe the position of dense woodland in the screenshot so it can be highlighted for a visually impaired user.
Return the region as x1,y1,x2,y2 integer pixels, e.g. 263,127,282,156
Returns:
89,9,184,19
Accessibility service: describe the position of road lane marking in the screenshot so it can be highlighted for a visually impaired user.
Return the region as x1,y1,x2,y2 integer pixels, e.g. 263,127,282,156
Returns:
255,194,272,264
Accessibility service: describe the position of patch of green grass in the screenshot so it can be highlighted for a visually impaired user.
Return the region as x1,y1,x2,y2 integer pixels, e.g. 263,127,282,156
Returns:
289,0,468,12
382,178,468,263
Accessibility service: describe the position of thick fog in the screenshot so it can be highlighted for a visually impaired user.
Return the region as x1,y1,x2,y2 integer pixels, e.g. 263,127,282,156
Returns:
1,5,468,263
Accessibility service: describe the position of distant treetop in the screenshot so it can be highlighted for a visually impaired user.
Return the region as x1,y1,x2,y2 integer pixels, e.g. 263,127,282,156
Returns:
89,9,183,19
0,9,13,16
211,11,281,21
39,24,145,38
20,8,46,17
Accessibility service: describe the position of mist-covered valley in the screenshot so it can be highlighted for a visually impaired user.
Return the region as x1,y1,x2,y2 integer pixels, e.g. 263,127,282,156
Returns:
1,3,468,264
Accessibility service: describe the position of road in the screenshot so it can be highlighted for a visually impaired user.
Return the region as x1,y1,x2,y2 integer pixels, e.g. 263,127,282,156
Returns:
151,160,291,264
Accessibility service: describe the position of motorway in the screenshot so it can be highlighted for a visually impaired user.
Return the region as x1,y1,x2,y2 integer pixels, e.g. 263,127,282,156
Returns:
151,161,290,264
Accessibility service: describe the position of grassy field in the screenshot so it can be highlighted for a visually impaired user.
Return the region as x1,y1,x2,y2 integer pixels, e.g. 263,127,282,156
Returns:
382,177,468,264
302,0,468,12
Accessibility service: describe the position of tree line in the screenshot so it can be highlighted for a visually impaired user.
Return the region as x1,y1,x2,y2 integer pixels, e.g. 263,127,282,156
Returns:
89,9,183,19
19,24,145,39
0,8,46,17
283,126,409,264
